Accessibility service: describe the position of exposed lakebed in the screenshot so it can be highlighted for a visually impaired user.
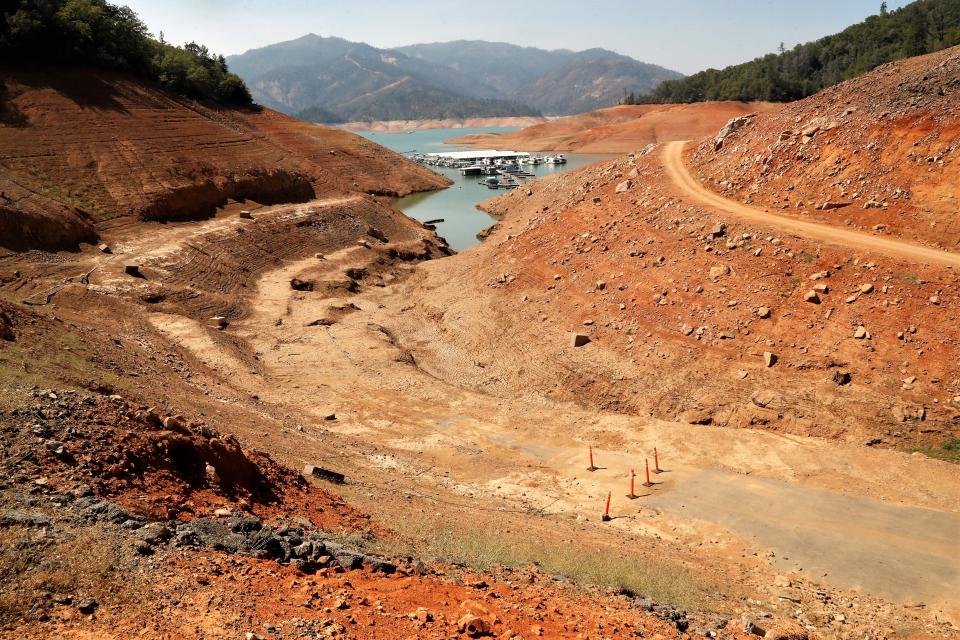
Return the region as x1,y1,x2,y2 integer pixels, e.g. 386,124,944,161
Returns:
360,127,608,251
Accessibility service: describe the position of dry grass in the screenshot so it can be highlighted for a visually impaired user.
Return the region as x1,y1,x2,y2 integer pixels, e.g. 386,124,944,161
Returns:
0,300,132,406
0,522,150,627
337,520,706,612
422,528,705,610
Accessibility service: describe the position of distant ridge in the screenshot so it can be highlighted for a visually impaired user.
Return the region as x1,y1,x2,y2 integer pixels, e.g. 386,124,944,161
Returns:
227,35,682,122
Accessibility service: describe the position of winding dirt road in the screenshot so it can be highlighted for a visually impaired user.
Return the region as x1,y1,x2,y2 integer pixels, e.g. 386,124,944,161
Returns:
662,141,960,268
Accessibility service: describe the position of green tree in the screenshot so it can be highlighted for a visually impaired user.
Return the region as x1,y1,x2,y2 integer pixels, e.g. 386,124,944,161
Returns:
1,0,253,106
634,0,960,104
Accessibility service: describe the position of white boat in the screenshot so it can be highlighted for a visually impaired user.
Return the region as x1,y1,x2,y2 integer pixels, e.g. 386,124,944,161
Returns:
460,165,483,176
545,154,567,165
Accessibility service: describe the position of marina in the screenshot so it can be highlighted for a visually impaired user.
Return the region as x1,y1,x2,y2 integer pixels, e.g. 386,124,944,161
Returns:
411,149,568,190
360,127,605,250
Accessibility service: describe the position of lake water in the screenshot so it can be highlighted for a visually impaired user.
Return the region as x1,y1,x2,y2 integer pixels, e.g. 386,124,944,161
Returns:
359,127,608,251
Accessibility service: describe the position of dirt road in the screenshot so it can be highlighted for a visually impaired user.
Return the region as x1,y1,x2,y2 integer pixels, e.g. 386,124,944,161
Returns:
662,141,960,268
649,469,960,605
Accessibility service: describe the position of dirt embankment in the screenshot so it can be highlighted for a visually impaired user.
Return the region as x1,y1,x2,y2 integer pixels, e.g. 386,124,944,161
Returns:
462,146,959,448
0,67,450,251
338,115,549,133
687,46,960,249
424,49,960,448
446,102,779,153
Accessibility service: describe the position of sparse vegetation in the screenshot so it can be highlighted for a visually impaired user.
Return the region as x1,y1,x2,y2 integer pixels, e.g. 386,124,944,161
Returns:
1,0,252,105
342,520,705,611
0,522,148,626
912,438,960,463
626,0,960,103
0,299,131,398
424,528,704,609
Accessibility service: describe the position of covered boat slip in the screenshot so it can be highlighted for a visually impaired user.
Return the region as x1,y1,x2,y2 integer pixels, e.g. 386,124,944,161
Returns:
423,149,530,163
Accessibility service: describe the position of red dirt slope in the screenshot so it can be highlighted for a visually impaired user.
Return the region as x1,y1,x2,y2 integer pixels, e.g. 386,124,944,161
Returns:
447,102,779,153
687,46,960,249
0,67,449,251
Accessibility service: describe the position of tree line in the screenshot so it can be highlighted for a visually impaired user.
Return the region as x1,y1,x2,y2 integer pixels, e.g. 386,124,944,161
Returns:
1,0,253,106
624,0,960,104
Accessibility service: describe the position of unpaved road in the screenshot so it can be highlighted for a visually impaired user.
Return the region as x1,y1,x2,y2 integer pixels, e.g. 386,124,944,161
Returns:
649,469,960,605
663,141,960,268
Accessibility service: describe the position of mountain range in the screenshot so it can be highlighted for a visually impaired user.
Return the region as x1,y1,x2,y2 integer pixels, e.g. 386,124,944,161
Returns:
226,35,683,122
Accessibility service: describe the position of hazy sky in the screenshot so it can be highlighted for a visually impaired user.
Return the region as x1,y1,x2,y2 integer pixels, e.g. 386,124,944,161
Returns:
123,0,910,74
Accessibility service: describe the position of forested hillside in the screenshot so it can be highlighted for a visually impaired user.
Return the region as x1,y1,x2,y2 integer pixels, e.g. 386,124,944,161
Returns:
629,0,960,103
1,0,252,105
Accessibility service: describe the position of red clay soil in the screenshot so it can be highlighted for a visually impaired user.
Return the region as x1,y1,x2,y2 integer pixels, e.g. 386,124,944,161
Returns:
686,46,960,249
447,102,779,153
0,67,449,251
0,384,377,534
20,548,732,640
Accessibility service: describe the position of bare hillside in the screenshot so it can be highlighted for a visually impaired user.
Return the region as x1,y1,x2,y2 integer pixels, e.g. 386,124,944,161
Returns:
687,46,960,248
0,67,449,251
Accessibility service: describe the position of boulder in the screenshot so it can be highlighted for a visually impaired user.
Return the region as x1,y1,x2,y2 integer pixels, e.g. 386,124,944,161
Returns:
0,311,14,342
832,370,852,386
682,409,713,425
751,389,778,408
570,333,591,348
756,306,771,319
98,243,112,254
803,290,821,304
816,201,849,210
290,278,314,291
302,465,345,484
458,614,490,637
615,179,632,194
124,263,144,278
709,264,730,280
763,351,777,367
860,283,874,294
714,114,755,151
239,210,253,219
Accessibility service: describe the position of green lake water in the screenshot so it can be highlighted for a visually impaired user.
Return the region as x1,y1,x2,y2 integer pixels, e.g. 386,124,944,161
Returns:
359,127,609,251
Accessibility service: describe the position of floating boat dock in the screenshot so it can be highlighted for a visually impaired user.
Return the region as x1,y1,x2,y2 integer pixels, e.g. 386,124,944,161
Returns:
407,149,540,189
421,149,530,165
